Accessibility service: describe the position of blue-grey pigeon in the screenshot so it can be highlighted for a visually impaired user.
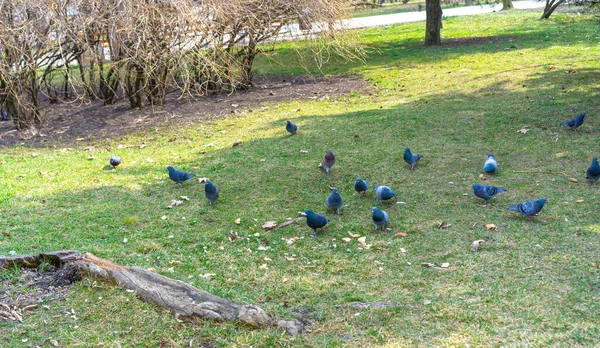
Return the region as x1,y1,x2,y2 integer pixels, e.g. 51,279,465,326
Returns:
403,147,423,170
321,149,335,174
167,166,196,185
285,120,298,135
508,198,547,217
561,112,586,131
305,209,329,237
371,207,388,231
472,184,506,205
204,179,219,205
483,154,498,174
354,178,368,197
586,157,600,185
326,188,343,215
374,185,396,202
109,155,121,169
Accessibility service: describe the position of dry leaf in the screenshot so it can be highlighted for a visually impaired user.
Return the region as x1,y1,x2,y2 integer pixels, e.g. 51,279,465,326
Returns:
87,155,95,160
160,215,167,220
60,147,71,152
229,231,243,242
441,263,449,268
437,222,450,229
394,232,407,237
354,133,360,138
169,138,177,142
479,173,486,180
148,267,156,272
576,199,584,203
259,159,266,162
342,237,352,243
485,224,497,230
286,257,296,261
348,231,360,238
167,200,184,209
517,128,529,134
259,264,268,270
232,141,242,147
218,245,225,250
180,196,189,201
400,248,407,253
262,221,277,229
470,240,485,252
421,262,436,268
169,260,182,266
234,218,241,225
423,299,431,305
192,166,200,171
117,144,127,149
300,150,309,154
569,178,578,183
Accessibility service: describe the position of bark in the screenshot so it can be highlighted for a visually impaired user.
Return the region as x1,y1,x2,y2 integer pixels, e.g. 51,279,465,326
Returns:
1,250,303,335
541,0,567,18
502,0,514,10
425,0,443,46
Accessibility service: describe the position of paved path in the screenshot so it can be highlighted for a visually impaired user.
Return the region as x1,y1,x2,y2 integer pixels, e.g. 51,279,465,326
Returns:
279,1,545,38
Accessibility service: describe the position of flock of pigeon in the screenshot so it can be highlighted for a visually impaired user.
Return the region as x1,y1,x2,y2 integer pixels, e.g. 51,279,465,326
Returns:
108,111,599,237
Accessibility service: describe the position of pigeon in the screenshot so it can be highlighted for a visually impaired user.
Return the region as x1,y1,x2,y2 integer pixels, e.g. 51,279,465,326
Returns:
204,179,219,205
586,157,600,185
285,120,298,135
371,207,388,231
483,154,498,174
321,149,335,174
326,188,343,215
374,185,396,202
560,112,586,131
167,166,196,185
472,184,506,205
507,198,547,217
305,209,329,237
403,147,423,170
109,155,121,169
354,178,368,197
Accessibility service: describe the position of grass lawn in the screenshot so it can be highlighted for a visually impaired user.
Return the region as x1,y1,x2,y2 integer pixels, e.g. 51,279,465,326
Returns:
2,10,600,347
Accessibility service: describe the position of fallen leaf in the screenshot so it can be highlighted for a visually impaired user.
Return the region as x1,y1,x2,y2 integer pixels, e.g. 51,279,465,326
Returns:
470,240,485,252
259,159,266,162
342,237,352,243
348,231,360,238
169,260,182,266
485,224,497,230
146,157,154,163
123,238,128,243
234,218,241,225
60,147,71,152
437,222,450,229
148,267,156,272
441,263,449,268
517,128,529,134
229,231,243,242
160,215,167,220
218,245,224,250
569,178,578,183
286,257,296,261
167,200,184,209
87,155,95,160
259,264,268,270
576,199,584,203
400,248,407,253
232,141,242,147
300,150,309,154
169,138,177,142
2,231,11,237
196,177,209,183
117,144,127,149
192,166,200,171
479,173,486,180
354,133,360,138
180,196,189,201
421,262,436,268
394,232,407,237
257,245,269,251
262,221,277,229
423,299,431,305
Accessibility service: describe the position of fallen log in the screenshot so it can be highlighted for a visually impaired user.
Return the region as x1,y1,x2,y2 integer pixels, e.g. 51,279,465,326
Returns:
0,250,303,334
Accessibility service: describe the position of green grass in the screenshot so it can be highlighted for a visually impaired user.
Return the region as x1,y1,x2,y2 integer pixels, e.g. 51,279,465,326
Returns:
2,11,600,347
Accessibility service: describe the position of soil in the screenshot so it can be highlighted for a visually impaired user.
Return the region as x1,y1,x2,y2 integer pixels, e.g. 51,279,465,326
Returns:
0,75,369,147
0,264,80,323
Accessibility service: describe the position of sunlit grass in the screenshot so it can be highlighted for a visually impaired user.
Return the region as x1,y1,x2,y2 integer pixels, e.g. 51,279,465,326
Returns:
1,11,600,347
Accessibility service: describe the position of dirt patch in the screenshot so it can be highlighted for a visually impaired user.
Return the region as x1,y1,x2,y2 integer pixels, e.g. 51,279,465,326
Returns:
0,74,369,147
0,264,79,322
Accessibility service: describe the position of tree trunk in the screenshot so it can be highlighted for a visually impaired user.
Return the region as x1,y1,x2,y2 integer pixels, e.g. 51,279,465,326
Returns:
541,0,567,18
1,250,304,335
425,0,442,46
502,0,514,10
